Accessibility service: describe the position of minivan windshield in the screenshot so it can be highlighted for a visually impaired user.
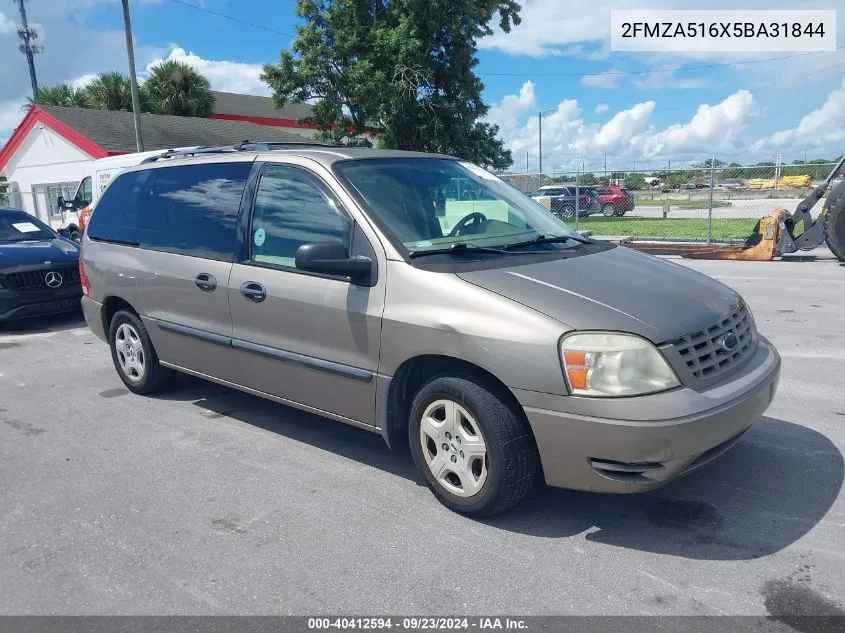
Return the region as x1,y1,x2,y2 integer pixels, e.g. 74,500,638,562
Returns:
335,158,583,255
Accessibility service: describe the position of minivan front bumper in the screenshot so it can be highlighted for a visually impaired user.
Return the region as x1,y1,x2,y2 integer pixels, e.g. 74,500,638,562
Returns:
514,337,780,492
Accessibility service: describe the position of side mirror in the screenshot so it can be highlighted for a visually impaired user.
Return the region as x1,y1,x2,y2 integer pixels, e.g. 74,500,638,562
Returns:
295,241,372,283
57,196,66,209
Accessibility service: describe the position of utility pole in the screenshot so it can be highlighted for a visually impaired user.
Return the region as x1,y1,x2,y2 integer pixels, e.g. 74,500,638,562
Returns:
538,112,543,174
122,0,144,152
15,0,42,96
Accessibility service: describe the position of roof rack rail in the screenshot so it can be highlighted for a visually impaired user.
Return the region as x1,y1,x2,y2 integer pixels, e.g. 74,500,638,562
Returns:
138,140,343,163
235,139,342,150
140,146,237,164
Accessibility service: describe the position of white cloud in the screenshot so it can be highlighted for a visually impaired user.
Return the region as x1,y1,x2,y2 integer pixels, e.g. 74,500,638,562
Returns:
595,103,609,113
752,75,845,155
580,70,622,89
0,99,26,132
486,80,536,136
0,11,16,35
488,81,757,169
71,74,98,90
144,47,270,96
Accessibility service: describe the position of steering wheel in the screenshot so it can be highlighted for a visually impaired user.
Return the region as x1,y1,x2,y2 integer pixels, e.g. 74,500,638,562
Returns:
448,212,488,237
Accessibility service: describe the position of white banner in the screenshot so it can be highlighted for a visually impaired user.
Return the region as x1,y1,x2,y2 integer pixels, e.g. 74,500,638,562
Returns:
611,10,836,52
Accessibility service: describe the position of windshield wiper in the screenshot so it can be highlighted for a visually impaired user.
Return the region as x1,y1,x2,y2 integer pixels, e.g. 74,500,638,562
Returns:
409,242,551,259
2,237,42,243
503,233,592,250
409,243,507,258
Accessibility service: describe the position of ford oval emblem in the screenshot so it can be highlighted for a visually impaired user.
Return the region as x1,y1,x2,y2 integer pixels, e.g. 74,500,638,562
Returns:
720,332,739,352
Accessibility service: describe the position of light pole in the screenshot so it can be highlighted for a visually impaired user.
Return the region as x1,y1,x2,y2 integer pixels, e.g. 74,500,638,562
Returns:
15,0,42,96
537,108,555,174
122,0,144,152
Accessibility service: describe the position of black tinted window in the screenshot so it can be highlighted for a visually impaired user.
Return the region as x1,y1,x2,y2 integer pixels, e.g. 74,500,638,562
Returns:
250,166,350,269
88,162,251,261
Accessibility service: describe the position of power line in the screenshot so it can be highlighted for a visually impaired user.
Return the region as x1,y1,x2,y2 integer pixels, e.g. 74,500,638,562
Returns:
752,61,845,91
477,47,845,78
168,0,296,38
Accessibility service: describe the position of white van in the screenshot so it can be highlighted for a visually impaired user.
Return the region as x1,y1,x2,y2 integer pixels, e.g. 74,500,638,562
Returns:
57,147,199,241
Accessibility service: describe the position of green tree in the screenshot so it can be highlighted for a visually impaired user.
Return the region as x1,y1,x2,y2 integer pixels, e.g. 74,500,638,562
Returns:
624,173,647,190
0,176,9,206
261,0,519,169
28,84,91,108
144,60,215,117
85,72,143,112
580,173,597,186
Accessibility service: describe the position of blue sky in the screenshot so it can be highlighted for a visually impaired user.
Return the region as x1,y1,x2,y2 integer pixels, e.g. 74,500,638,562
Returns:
1,0,844,171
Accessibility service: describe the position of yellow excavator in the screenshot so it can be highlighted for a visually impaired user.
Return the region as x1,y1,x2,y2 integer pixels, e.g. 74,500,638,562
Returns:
631,155,845,262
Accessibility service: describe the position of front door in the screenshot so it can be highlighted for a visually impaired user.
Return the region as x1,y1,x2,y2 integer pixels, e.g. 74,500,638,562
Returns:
229,164,384,426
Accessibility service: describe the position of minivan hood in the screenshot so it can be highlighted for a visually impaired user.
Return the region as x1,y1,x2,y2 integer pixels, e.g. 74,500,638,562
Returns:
0,238,79,271
456,246,741,343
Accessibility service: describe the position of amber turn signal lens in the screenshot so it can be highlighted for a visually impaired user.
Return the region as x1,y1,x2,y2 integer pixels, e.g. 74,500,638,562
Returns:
567,368,588,390
563,350,586,366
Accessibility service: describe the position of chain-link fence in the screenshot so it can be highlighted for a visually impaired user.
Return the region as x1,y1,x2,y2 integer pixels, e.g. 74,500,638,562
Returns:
499,162,843,243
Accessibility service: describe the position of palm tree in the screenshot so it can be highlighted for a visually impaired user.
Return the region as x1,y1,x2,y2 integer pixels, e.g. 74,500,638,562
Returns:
143,60,215,117
85,72,143,111
28,84,91,108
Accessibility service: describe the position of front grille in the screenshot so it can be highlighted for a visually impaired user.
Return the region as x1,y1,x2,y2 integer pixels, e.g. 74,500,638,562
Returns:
4,266,80,291
671,304,755,380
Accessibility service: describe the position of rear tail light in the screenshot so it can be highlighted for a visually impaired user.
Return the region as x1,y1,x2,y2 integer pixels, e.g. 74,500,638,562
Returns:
79,258,90,296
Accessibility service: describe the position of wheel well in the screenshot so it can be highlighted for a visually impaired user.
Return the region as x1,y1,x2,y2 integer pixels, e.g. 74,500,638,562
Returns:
101,297,137,336
382,355,529,452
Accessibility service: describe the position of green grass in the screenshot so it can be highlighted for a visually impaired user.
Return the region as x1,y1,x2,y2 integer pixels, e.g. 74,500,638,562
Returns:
575,217,758,240
635,198,732,209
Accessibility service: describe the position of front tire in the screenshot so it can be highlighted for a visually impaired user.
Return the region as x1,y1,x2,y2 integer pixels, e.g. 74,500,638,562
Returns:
68,227,81,243
409,375,538,517
108,309,171,395
601,203,616,217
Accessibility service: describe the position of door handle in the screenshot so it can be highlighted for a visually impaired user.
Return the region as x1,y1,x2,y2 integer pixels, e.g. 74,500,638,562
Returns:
240,282,266,303
194,273,217,292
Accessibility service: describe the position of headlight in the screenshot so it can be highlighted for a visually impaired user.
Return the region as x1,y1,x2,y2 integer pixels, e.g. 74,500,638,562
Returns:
561,332,679,397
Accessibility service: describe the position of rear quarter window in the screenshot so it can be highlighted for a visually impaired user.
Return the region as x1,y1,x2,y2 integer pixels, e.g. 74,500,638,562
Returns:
87,162,252,261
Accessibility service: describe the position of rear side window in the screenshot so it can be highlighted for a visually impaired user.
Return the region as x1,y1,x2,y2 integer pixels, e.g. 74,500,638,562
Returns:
88,162,251,261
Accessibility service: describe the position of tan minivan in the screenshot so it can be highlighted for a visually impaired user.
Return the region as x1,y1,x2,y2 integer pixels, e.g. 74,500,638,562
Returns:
80,145,781,516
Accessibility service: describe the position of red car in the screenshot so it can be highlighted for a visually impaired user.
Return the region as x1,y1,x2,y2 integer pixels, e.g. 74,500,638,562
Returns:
596,185,634,217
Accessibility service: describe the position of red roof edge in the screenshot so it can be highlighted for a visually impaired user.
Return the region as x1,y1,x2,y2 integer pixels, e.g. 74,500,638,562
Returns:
210,112,378,135
210,112,319,129
0,105,109,173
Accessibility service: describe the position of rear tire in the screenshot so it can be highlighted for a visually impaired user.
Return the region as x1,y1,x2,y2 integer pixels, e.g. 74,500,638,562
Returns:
601,203,616,217
108,309,172,395
408,375,538,517
559,204,575,219
823,181,845,262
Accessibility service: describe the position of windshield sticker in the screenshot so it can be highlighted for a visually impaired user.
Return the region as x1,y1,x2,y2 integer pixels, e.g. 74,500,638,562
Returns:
253,227,266,248
415,240,433,248
459,162,497,181
12,222,40,233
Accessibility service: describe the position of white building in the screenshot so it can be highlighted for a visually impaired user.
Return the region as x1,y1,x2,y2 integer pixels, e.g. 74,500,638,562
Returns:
0,91,322,222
